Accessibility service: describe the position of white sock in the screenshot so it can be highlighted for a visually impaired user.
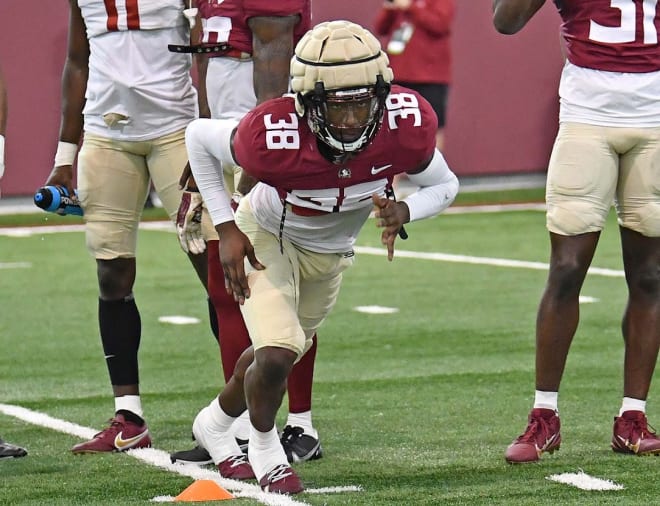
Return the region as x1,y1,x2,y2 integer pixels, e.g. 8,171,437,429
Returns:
620,397,646,416
533,390,558,412
115,395,143,418
195,398,242,464
231,411,251,441
207,397,236,433
286,411,317,438
248,425,288,480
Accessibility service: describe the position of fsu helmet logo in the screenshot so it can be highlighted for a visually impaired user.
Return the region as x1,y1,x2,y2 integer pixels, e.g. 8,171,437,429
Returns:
338,168,352,179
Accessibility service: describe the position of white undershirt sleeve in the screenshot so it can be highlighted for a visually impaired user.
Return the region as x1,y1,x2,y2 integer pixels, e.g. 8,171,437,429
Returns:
402,149,459,222
185,118,240,226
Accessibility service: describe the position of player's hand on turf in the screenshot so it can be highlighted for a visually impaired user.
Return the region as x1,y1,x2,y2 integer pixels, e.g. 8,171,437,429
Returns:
372,193,410,261
216,221,265,304
176,189,206,254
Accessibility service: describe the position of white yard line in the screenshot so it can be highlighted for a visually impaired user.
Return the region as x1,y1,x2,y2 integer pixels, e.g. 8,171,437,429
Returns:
352,246,624,278
0,403,360,505
547,471,624,491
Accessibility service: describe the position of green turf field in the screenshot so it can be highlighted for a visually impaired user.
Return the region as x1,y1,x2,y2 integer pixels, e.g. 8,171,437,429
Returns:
1,192,656,505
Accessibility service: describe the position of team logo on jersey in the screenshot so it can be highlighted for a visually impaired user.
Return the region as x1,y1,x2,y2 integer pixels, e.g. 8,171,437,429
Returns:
338,168,352,179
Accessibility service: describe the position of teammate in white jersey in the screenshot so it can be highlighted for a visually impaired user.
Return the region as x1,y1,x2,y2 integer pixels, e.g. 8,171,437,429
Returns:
493,0,660,463
42,0,215,454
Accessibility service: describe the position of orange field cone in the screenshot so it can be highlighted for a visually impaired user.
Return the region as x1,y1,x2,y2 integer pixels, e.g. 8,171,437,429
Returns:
174,480,235,502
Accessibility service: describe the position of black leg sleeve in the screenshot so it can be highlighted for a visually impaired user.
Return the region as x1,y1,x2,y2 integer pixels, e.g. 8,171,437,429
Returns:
99,295,141,386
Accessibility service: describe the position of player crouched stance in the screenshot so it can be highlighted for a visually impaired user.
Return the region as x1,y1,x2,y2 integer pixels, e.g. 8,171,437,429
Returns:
186,20,459,493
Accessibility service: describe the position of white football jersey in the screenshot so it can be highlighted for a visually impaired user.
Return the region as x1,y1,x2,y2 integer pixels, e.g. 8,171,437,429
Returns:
79,0,197,140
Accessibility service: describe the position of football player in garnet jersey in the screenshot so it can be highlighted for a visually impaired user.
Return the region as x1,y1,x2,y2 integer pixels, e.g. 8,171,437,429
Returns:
171,0,325,470
186,20,459,493
494,0,660,463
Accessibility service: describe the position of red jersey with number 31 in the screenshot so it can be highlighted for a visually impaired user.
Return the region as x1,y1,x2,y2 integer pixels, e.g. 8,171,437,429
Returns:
556,0,660,72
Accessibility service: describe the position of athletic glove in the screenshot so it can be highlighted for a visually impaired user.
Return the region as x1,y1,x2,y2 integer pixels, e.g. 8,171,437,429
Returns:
176,190,206,254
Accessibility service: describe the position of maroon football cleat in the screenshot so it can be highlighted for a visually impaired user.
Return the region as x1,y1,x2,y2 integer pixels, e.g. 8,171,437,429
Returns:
258,464,304,494
612,410,660,455
217,454,255,480
505,408,561,463
71,414,151,454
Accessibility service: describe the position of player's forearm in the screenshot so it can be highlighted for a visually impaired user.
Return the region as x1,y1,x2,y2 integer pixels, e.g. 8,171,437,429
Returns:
58,59,87,144
195,54,211,118
249,15,297,104
403,150,459,221
186,118,238,225
492,0,545,35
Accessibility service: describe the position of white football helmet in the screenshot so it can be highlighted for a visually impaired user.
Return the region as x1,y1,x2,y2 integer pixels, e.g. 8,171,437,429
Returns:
290,20,393,156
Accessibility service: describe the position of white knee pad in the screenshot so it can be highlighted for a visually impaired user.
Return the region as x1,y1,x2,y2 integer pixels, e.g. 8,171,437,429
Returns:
621,201,660,237
546,201,606,235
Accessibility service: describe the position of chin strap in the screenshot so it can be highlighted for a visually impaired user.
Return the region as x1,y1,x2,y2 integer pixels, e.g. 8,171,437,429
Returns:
278,198,287,255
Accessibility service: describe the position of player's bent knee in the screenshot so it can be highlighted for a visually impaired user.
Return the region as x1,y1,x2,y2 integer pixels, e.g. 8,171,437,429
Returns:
622,202,660,237
547,202,605,235
86,222,136,259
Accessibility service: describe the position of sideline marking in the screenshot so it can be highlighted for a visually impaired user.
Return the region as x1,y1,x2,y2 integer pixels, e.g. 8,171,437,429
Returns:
547,471,624,491
0,403,360,505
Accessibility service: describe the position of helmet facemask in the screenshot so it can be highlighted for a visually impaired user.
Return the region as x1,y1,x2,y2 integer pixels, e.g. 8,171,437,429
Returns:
303,75,390,155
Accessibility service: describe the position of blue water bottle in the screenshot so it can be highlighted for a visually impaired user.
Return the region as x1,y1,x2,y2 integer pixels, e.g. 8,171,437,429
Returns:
33,186,83,216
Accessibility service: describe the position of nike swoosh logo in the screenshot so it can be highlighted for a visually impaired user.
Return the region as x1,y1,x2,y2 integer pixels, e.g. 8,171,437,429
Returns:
114,429,149,450
371,164,392,175
534,433,558,454
617,435,641,453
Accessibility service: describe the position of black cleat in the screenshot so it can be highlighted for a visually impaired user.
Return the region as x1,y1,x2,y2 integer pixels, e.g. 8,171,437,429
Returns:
280,425,322,463
170,437,249,465
0,438,27,459
170,445,213,465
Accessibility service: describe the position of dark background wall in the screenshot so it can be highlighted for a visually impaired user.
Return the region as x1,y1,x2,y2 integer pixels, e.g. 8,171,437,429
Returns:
0,1,562,197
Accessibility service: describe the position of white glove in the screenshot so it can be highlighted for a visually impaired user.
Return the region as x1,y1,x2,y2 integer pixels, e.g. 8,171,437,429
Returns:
176,190,206,254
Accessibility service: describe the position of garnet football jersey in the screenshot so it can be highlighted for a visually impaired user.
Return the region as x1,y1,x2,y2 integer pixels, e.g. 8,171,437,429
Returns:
555,0,660,72
232,85,437,253
198,0,310,55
